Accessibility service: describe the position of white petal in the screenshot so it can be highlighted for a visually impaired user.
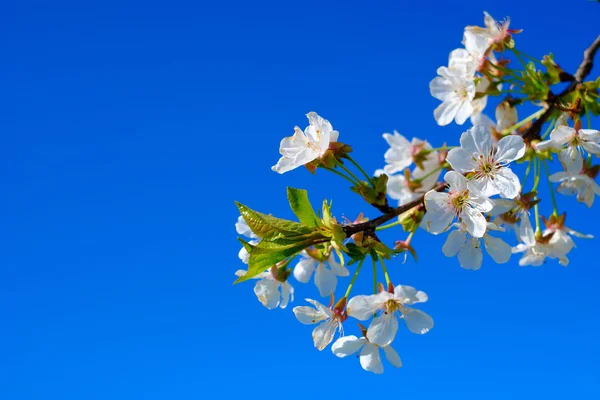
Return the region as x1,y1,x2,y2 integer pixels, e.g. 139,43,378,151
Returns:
402,307,434,334
484,235,512,264
495,135,526,163
492,167,521,199
331,335,366,358
382,345,403,368
314,264,337,297
293,304,328,325
549,125,575,145
443,229,468,257
328,255,349,277
359,343,384,374
293,258,316,283
460,206,487,238
312,319,339,351
254,279,280,309
235,216,258,238
519,212,535,246
279,282,294,309
393,285,428,305
446,148,477,173
444,170,468,191
434,100,460,126
367,313,398,346
461,125,492,156
347,293,388,320
454,100,474,125
458,237,483,270
422,191,455,234
306,298,333,318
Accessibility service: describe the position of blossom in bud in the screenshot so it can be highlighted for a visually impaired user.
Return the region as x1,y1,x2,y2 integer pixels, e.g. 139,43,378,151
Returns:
447,126,525,198
536,121,600,171
430,67,476,126
331,335,402,374
235,216,259,264
422,171,494,238
272,112,339,174
234,268,294,309
347,285,433,346
442,222,512,270
293,251,349,297
293,298,344,350
550,153,600,207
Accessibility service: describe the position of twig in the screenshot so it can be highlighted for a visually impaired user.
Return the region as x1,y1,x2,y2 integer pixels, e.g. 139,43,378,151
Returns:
343,182,447,237
521,35,600,141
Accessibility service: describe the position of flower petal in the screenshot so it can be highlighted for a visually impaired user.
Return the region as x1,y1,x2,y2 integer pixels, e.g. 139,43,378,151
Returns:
443,228,468,257
402,307,434,334
331,335,366,358
383,345,403,368
393,285,428,305
314,264,337,297
359,343,384,374
367,312,398,346
312,319,339,351
458,237,483,270
484,234,512,264
447,148,477,173
347,293,389,320
293,258,316,283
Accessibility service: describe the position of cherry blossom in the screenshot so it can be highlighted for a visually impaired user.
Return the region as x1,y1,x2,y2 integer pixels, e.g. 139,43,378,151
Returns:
272,112,339,174
293,299,344,350
422,171,494,238
536,124,600,170
429,67,476,126
550,153,600,207
447,126,525,198
332,335,402,374
464,12,512,49
234,269,294,309
442,222,511,270
381,132,436,174
293,251,349,297
347,285,433,346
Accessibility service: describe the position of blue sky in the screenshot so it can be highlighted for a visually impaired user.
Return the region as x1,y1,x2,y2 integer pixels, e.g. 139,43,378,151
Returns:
1,0,600,398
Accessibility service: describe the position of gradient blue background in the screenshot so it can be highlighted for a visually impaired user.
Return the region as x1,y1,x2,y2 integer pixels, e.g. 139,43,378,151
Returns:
2,1,599,399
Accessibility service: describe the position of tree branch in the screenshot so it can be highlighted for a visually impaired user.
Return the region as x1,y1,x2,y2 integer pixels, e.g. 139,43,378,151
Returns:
343,182,448,237
521,34,600,141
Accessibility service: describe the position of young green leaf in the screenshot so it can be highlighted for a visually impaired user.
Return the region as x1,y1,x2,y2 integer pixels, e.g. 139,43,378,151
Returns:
235,202,314,240
287,187,320,228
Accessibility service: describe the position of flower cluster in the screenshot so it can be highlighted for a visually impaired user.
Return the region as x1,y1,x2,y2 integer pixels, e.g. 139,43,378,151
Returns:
233,11,600,373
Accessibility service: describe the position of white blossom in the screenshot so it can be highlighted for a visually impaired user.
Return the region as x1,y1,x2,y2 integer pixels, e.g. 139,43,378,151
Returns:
293,299,343,350
272,112,339,174
381,132,435,175
347,285,433,346
236,216,259,264
550,152,600,207
536,125,600,171
447,126,525,198
464,12,512,48
293,252,349,297
430,67,476,126
422,171,494,238
472,101,518,136
442,222,511,270
332,335,402,374
488,197,534,245
234,269,294,309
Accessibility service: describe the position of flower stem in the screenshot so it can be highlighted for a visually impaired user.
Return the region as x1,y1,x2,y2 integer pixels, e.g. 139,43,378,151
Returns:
413,164,446,183
488,61,521,80
501,109,545,135
511,47,544,66
379,257,391,286
345,155,375,186
335,159,364,186
321,166,360,185
541,118,557,139
521,159,532,186
375,219,402,231
371,256,378,295
532,157,542,235
344,258,365,298
543,160,559,217
586,108,592,129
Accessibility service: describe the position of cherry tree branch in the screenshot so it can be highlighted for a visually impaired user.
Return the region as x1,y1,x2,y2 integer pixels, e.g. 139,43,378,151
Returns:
521,35,600,141
343,182,448,237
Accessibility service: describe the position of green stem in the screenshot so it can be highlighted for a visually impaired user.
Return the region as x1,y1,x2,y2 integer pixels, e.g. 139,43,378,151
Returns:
541,118,557,139
413,164,446,183
586,108,592,129
501,109,545,135
375,220,402,231
532,157,542,235
426,146,457,152
372,256,378,295
345,155,375,186
380,257,391,286
488,61,521,80
344,258,365,298
511,48,544,66
336,159,364,186
321,166,360,185
543,160,559,217
510,48,529,70
521,159,532,187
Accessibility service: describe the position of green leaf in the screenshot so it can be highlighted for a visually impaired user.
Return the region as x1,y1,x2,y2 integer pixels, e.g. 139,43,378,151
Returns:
234,239,308,283
235,202,314,240
287,187,320,228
